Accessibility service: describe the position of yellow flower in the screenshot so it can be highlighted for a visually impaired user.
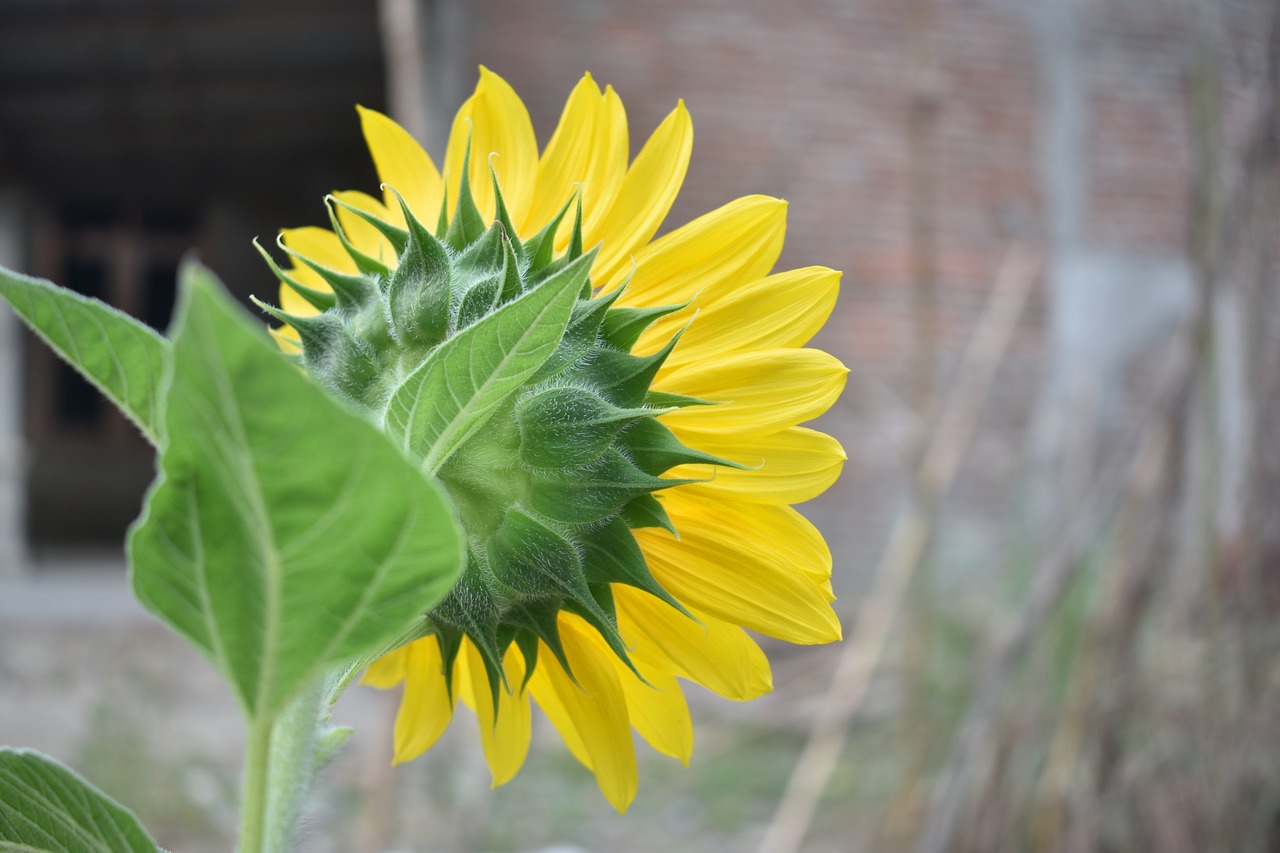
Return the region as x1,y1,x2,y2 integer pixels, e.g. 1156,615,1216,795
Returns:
275,67,846,811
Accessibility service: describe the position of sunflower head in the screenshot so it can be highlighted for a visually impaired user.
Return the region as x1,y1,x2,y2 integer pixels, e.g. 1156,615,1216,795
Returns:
260,67,846,812
256,139,734,706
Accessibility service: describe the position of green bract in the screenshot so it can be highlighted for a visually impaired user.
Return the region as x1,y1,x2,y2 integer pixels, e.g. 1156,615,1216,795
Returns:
258,168,737,701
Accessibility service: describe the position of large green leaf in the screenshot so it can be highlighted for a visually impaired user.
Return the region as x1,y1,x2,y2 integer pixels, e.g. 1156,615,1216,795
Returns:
383,250,594,473
128,262,465,720
0,265,169,444
0,748,157,853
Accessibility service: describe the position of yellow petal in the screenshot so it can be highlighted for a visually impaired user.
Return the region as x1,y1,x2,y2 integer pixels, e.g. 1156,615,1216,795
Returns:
612,196,787,315
668,426,846,506
362,645,408,688
614,585,772,701
393,637,456,763
580,86,629,243
642,266,841,362
526,74,600,234
457,641,531,787
331,189,396,264
356,105,443,227
611,651,693,765
525,74,627,251
278,283,319,319
656,349,849,436
658,490,834,597
591,100,692,287
528,614,638,812
634,511,842,644
444,66,538,227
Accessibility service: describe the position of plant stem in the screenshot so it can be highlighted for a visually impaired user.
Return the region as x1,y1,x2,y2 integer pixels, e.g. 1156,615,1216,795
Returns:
238,714,275,853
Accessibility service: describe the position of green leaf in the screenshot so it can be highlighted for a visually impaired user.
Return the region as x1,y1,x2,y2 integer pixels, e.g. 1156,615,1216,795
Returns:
0,264,169,444
384,249,595,474
128,261,465,720
528,448,685,525
0,748,157,853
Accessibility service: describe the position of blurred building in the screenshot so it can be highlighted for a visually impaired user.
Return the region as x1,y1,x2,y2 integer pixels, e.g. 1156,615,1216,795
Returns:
0,0,1220,594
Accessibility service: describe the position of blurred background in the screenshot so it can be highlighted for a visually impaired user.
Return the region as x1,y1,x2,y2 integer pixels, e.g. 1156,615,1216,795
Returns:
1,0,1278,851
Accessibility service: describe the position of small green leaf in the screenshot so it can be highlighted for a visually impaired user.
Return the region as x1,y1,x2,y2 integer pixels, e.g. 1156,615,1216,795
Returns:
580,518,690,617
576,333,682,409
0,748,158,853
385,188,453,348
601,302,688,352
515,386,649,468
0,264,169,444
621,492,678,535
528,448,685,525
384,250,596,474
619,417,744,476
129,261,465,720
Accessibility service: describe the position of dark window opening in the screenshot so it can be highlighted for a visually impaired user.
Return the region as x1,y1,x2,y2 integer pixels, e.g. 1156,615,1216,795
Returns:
25,213,197,554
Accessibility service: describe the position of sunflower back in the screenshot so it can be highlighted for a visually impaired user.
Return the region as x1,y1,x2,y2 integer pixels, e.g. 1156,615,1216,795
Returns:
257,157,730,705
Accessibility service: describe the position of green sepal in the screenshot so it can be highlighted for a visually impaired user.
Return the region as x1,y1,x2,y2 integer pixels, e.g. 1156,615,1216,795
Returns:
324,198,390,278
561,583,645,684
249,296,337,349
485,506,637,677
453,222,507,290
619,416,745,476
509,628,541,692
253,238,336,312
577,327,684,408
457,272,503,329
329,192,409,255
485,506,589,601
602,301,689,353
275,235,378,311
644,390,716,409
581,517,691,617
621,492,679,536
453,225,510,328
432,622,465,700
435,192,450,237
489,163,524,258
431,560,508,703
445,136,487,250
523,192,576,275
516,386,651,468
250,297,382,405
498,233,524,304
567,195,585,261
384,187,454,348
528,448,689,525
503,598,575,684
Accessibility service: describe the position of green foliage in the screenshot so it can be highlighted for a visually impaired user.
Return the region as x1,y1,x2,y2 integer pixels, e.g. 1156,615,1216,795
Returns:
0,748,158,853
128,262,465,721
0,265,169,444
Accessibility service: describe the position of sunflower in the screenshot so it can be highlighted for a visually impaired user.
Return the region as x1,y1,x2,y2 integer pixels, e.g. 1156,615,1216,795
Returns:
263,67,846,811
